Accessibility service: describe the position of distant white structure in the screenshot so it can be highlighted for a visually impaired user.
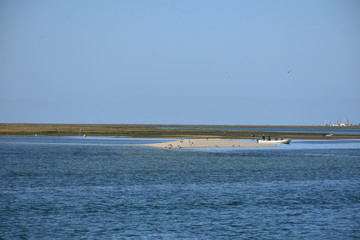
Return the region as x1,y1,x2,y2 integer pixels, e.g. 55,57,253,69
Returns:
327,119,352,127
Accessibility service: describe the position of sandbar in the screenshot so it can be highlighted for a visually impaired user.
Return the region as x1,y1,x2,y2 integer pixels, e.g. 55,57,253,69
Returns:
140,138,274,148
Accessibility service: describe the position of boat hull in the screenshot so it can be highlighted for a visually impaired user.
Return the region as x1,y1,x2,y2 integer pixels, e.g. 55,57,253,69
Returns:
257,139,291,144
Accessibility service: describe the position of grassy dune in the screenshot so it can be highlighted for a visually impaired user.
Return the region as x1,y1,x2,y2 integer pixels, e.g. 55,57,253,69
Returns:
1,123,359,139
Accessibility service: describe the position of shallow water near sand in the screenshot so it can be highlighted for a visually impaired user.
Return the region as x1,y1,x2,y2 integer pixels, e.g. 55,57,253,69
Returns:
1,136,360,239
157,126,360,135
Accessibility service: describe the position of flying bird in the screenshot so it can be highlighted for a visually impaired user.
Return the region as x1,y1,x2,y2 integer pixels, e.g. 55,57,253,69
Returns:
288,69,293,73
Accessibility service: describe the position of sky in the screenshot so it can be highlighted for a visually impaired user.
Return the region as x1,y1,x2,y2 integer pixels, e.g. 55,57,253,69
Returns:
1,0,359,125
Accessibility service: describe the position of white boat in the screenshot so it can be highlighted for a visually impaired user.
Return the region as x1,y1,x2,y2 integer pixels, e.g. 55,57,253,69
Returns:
257,138,291,144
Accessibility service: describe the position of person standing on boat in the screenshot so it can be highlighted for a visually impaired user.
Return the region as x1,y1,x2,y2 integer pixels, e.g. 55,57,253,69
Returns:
262,134,265,140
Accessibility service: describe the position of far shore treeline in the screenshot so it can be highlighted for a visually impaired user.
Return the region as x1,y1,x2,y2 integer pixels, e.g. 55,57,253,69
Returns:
1,123,359,139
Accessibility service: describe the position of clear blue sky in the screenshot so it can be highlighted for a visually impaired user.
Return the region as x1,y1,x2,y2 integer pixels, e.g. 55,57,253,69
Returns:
1,0,359,125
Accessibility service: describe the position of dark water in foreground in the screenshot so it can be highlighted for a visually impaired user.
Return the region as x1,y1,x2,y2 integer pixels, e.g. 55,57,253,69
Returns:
1,137,360,239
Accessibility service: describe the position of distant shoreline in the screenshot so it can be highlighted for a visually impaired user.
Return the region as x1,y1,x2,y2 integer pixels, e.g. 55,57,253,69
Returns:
1,123,360,128
1,123,359,139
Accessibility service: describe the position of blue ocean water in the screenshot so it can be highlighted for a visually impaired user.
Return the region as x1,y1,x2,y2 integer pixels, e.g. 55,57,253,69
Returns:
1,136,360,239
157,126,360,135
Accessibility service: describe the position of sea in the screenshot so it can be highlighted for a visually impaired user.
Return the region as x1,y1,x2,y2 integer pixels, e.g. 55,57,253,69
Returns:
157,126,360,135
1,136,360,239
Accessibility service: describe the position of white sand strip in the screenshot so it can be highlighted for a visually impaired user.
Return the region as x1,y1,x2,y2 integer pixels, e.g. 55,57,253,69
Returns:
140,138,274,148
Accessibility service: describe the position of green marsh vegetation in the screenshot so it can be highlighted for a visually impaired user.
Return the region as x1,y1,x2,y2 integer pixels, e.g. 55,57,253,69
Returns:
0,123,359,139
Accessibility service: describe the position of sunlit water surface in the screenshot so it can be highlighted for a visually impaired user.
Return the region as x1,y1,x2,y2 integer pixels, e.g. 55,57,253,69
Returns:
1,137,360,239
